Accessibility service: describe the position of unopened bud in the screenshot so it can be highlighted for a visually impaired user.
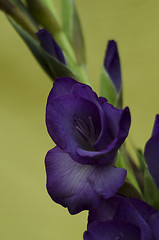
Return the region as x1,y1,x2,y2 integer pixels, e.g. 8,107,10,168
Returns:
0,0,38,37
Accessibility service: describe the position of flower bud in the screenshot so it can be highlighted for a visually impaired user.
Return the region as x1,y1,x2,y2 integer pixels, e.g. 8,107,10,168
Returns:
0,0,38,37
100,40,122,108
25,0,61,34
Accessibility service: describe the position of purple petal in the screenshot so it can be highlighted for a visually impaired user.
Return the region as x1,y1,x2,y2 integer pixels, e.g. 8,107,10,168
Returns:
45,147,126,214
46,94,102,164
48,78,99,103
99,101,131,140
88,195,123,224
98,96,108,105
95,104,130,151
87,196,158,240
129,198,157,223
71,82,98,104
144,135,159,189
149,212,159,240
88,166,127,199
152,115,159,136
47,78,77,100
77,106,130,165
36,29,66,64
144,115,159,189
114,199,153,240
84,221,140,240
104,40,122,93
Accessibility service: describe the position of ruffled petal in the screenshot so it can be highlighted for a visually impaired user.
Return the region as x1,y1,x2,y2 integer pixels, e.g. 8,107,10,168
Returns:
97,102,131,144
88,166,126,198
114,199,153,240
84,221,140,240
88,195,122,224
129,198,157,222
77,106,131,165
36,29,66,64
47,78,77,100
88,196,155,240
71,82,98,104
45,147,126,214
104,40,122,93
48,78,99,103
46,94,102,164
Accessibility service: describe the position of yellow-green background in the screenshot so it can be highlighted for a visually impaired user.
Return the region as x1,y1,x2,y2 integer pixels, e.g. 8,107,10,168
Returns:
1,0,159,239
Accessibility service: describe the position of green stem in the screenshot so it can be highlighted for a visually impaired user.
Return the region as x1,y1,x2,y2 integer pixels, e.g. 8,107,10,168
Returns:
117,148,142,195
43,0,61,24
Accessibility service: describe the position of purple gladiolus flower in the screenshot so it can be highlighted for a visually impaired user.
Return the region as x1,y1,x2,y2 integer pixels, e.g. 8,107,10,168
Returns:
45,78,131,214
36,29,66,65
84,196,159,240
144,115,159,189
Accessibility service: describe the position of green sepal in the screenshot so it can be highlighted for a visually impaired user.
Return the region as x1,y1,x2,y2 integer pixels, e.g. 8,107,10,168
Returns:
144,167,159,210
116,150,141,194
136,149,145,173
118,180,141,199
100,66,117,106
8,17,76,81
41,50,76,80
12,0,38,28
135,149,159,209
61,0,85,65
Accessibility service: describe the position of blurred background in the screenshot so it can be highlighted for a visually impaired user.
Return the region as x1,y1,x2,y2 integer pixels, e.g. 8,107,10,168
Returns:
1,0,159,239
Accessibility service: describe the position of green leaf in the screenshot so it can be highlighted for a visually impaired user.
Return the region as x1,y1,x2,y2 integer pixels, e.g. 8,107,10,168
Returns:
61,0,85,64
100,66,117,105
144,168,159,210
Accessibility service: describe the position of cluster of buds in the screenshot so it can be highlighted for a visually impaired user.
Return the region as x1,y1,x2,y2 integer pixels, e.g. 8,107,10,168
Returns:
1,1,159,239
0,0,89,84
